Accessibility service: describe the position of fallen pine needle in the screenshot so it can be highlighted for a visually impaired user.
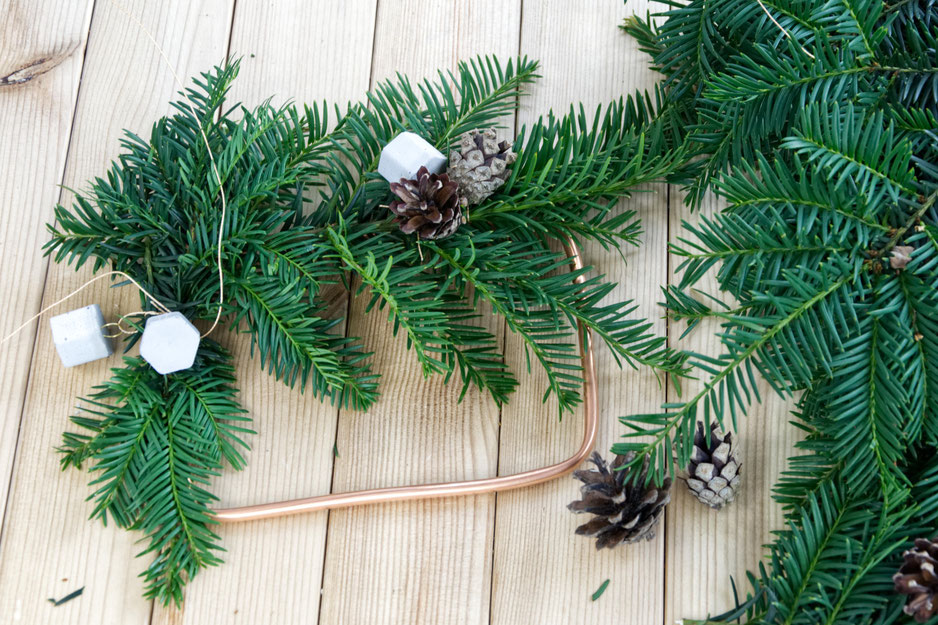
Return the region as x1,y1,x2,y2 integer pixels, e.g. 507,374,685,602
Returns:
591,579,610,601
48,587,84,607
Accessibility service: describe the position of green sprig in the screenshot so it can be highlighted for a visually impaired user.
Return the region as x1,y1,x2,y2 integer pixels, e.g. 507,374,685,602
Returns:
620,2,938,623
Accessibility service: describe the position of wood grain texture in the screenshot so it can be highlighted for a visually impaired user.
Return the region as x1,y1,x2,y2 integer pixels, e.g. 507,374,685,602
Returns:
490,3,669,624
0,3,806,623
0,2,233,623
316,2,521,624
663,193,801,623
0,0,93,532
150,1,378,623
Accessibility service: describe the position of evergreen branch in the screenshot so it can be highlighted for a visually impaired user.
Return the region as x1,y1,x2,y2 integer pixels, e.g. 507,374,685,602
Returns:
819,311,907,495
60,361,153,472
781,104,917,204
231,271,378,409
671,211,856,295
436,304,519,405
776,484,853,625
323,220,450,377
431,233,683,376
624,4,938,623
716,152,892,234
829,0,884,57
427,240,583,413
615,268,853,484
135,384,225,605
623,3,938,623
171,343,253,470
472,99,686,243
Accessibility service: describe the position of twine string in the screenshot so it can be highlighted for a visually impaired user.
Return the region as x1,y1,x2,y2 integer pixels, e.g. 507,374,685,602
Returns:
0,271,169,346
756,0,816,60
101,311,160,339
107,0,227,339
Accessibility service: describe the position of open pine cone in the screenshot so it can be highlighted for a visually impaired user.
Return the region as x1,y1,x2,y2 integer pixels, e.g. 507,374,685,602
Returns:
388,166,463,240
685,421,741,510
895,538,938,622
568,451,671,549
448,128,516,205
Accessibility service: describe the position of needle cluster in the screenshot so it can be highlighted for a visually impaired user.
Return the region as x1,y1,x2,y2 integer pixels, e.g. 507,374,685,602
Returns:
618,2,938,622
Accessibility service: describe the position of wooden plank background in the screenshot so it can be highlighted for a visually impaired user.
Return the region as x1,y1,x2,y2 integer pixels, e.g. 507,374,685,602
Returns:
0,1,795,623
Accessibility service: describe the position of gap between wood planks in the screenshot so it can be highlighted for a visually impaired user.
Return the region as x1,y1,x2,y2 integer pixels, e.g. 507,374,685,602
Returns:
0,0,96,555
486,2,526,621
316,1,382,623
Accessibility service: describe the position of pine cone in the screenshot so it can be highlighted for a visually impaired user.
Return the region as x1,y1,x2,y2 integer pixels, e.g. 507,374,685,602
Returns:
388,166,463,240
447,128,516,205
685,421,741,510
568,451,671,549
895,538,938,622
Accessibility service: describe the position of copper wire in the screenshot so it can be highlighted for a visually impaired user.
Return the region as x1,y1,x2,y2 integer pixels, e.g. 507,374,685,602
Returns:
211,238,598,523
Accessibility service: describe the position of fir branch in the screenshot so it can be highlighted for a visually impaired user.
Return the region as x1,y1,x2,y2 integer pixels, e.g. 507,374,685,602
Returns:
231,270,378,409
615,265,854,483
781,103,917,204
622,3,938,623
59,344,249,605
135,385,225,605
471,99,685,246
45,53,695,603
170,345,253,470
426,239,583,413
323,219,450,377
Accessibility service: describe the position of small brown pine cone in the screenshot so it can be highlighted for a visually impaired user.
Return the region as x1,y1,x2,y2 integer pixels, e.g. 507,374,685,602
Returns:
685,421,741,510
388,166,463,240
447,128,516,205
568,451,671,549
895,537,938,623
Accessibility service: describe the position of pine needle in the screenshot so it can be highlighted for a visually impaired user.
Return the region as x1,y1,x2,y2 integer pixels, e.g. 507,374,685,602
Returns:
591,579,610,601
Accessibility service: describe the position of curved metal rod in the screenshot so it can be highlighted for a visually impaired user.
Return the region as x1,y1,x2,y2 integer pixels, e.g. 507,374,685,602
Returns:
212,237,598,523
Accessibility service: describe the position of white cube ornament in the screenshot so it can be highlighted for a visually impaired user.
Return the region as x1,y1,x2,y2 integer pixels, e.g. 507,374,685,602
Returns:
377,131,447,182
139,312,200,375
49,304,113,368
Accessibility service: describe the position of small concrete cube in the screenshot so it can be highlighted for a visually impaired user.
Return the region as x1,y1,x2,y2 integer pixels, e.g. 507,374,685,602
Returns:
377,131,447,183
49,304,113,368
139,312,200,375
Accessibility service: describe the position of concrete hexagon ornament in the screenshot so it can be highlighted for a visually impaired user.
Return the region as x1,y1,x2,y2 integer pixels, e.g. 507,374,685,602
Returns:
140,312,201,375
377,131,447,183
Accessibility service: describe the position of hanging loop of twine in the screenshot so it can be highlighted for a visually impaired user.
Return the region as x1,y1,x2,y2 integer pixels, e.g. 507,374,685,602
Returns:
105,0,228,340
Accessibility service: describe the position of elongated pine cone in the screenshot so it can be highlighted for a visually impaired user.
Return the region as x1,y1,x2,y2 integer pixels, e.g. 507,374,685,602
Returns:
685,421,741,510
448,128,516,205
568,451,671,549
895,538,938,622
389,166,463,240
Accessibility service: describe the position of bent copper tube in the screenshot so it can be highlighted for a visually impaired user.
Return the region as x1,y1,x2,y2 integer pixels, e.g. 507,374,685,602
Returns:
212,237,598,523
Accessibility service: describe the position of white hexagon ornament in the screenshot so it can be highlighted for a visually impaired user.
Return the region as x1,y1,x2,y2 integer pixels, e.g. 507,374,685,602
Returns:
377,131,447,183
139,312,201,375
